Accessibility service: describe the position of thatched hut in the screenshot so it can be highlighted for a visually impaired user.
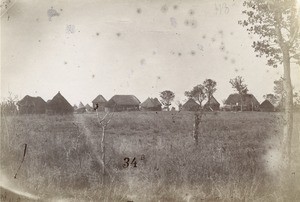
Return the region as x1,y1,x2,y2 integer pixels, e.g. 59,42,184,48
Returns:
182,98,200,111
17,95,47,114
73,104,78,110
140,97,162,111
75,102,86,114
85,104,93,112
92,95,107,111
204,96,220,111
224,93,260,111
46,92,74,114
260,100,275,112
105,95,140,112
78,102,85,108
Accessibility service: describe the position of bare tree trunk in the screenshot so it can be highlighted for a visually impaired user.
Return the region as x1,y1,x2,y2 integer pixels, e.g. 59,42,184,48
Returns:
241,100,243,112
274,10,294,173
282,48,293,172
273,9,296,198
193,112,202,145
101,126,106,185
281,47,295,199
239,94,243,112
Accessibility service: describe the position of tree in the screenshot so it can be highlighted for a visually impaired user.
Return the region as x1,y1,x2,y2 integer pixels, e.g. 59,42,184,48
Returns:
203,79,217,104
184,84,206,107
185,85,207,146
239,0,300,197
0,92,18,116
263,93,280,106
160,90,175,111
273,77,298,109
229,76,249,111
96,110,114,185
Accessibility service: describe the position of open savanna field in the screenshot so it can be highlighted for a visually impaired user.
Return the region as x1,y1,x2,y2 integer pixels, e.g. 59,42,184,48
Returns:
1,111,300,201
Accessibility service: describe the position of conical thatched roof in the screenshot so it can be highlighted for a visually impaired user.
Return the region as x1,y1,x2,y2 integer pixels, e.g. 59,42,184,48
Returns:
92,95,107,103
85,104,93,110
47,91,74,114
182,98,200,111
204,96,220,106
225,93,260,106
153,98,162,106
85,104,93,112
17,95,47,114
78,102,85,108
140,97,162,108
76,102,86,113
106,95,140,107
204,95,220,111
260,100,275,112
17,95,45,106
140,98,154,108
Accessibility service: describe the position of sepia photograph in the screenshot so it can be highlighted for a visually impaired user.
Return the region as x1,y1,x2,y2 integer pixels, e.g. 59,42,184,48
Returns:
1,0,300,201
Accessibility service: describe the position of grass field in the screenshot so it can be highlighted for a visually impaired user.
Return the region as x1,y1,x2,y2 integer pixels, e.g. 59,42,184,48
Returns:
0,111,299,201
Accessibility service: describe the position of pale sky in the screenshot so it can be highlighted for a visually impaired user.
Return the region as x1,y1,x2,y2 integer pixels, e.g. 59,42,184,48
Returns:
1,0,299,107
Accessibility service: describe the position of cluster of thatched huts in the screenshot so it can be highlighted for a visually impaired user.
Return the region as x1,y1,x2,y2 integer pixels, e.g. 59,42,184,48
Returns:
17,93,145,115
180,94,276,112
17,92,74,115
16,91,277,115
181,96,221,111
223,93,275,112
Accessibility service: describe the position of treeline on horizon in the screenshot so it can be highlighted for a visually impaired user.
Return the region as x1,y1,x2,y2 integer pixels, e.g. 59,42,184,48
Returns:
1,76,300,116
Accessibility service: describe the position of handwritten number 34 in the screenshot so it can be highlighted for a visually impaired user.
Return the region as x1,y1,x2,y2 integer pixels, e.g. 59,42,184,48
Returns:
123,157,137,168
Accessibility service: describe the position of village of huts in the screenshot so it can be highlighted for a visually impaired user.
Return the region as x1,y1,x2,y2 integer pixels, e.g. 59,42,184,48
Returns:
15,88,280,115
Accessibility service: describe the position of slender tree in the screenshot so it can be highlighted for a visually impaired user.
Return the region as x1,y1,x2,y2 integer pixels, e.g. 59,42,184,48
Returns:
184,84,206,107
203,79,217,105
185,85,207,146
239,0,300,197
160,90,175,111
229,76,249,111
0,92,18,116
96,110,114,185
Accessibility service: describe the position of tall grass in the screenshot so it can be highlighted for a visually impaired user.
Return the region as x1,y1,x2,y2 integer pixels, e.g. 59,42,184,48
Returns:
0,111,299,201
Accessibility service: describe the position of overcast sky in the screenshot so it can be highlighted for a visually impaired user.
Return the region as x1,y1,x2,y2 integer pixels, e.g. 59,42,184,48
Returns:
1,0,299,107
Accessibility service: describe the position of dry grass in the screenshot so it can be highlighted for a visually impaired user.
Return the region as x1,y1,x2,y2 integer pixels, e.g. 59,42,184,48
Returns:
0,111,299,201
